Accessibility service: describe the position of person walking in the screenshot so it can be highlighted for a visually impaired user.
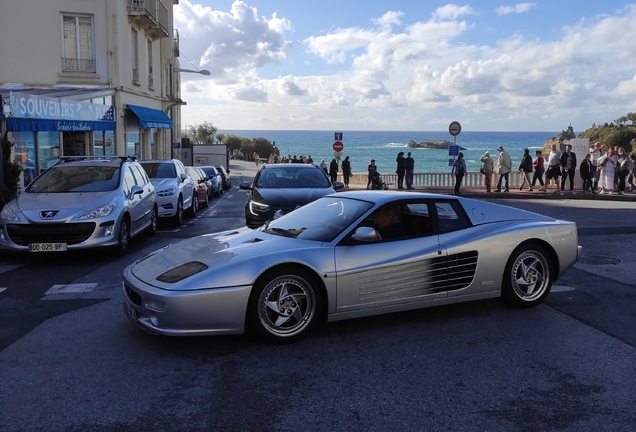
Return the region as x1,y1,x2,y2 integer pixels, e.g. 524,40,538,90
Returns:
518,148,534,191
545,144,561,193
320,158,328,175
451,152,467,195
559,144,577,195
329,158,339,185
367,159,378,189
495,146,512,192
598,147,617,194
589,142,604,191
395,152,406,189
580,153,595,194
480,151,494,192
617,148,633,195
532,150,546,192
341,156,352,188
404,152,415,189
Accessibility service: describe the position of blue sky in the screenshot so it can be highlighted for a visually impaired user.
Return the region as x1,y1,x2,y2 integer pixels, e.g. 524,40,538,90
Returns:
175,1,636,131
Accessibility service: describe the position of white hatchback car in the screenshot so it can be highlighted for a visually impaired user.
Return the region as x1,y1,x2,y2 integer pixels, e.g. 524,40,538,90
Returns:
140,160,196,225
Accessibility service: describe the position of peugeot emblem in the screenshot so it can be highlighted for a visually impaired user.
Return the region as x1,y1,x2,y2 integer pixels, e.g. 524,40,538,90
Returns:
40,210,59,219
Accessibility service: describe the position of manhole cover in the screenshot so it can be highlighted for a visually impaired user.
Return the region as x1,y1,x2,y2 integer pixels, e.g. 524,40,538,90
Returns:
579,255,622,265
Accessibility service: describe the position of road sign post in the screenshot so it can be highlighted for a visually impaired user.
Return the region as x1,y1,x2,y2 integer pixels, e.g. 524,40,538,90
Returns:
448,121,462,169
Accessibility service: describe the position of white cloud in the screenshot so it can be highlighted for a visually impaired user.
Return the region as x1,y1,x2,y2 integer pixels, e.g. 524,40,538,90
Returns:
174,0,291,81
179,2,636,131
496,3,536,16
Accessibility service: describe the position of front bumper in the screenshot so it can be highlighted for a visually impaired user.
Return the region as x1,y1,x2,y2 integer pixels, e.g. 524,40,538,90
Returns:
156,196,179,217
0,220,118,251
122,269,252,336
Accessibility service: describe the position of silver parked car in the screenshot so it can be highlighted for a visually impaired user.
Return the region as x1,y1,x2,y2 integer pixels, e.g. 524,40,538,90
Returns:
0,156,157,253
123,191,581,341
140,159,196,225
123,191,581,342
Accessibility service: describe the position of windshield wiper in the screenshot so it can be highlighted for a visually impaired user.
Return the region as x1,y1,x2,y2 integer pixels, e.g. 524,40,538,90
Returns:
264,227,298,238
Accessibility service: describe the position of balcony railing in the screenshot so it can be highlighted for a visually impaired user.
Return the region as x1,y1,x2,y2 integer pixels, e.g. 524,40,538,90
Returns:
62,57,96,73
128,0,170,39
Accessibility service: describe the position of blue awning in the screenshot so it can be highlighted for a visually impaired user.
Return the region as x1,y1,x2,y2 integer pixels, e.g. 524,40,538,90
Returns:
6,118,116,132
127,104,173,129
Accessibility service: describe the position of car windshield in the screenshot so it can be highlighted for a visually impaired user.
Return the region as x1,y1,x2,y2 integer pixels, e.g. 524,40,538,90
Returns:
142,163,176,179
257,167,331,188
263,197,373,242
25,165,121,193
186,168,200,180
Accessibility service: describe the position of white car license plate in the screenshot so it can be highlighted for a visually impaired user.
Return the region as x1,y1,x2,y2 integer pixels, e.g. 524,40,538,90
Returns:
28,242,67,252
127,304,138,321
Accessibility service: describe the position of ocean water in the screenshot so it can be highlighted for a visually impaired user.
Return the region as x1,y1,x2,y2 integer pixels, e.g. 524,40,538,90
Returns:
218,130,555,174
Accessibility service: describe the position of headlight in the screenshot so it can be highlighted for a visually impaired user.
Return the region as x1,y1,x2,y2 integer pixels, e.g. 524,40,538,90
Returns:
0,206,21,222
157,187,177,197
79,202,117,220
249,201,269,215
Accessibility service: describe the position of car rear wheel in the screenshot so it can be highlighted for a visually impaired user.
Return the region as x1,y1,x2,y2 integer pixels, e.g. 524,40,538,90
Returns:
501,244,552,308
173,196,184,226
145,206,158,236
116,216,131,254
188,193,198,217
248,268,321,343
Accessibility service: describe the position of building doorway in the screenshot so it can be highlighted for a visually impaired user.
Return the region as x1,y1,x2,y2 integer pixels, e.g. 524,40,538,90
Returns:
62,132,87,156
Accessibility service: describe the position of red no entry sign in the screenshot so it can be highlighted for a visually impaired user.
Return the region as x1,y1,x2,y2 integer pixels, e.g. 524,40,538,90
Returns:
333,141,344,151
449,121,462,136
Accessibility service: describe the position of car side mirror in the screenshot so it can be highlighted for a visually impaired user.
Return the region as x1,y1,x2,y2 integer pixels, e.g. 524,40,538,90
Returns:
351,227,378,242
130,185,144,198
333,181,345,190
239,181,252,190
180,173,187,181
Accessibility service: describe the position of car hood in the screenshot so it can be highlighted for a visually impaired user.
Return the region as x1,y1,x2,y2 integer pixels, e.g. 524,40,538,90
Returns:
150,178,177,191
12,191,113,222
255,187,334,207
129,227,315,291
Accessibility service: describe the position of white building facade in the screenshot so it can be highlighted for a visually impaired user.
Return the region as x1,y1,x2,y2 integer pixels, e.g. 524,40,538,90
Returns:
0,0,183,187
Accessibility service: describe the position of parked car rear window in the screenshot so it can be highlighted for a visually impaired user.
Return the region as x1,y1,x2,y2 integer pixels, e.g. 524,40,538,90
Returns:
26,166,120,193
142,162,177,179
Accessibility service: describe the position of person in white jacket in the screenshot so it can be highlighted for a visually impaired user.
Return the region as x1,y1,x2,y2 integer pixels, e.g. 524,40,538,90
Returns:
495,146,512,192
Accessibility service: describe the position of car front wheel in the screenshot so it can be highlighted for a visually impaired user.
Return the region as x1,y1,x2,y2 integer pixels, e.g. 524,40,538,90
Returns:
247,268,321,343
116,216,131,254
145,206,158,236
501,244,552,308
173,196,184,226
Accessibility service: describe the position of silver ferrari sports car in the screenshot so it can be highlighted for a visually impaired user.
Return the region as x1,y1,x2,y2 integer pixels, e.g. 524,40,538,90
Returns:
123,191,581,342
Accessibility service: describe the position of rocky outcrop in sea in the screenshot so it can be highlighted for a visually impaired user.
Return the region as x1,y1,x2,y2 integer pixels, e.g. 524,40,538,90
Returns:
408,139,466,150
542,125,576,152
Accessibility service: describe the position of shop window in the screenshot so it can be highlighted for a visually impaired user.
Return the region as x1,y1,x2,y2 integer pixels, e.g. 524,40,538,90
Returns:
61,14,95,73
94,131,105,156
105,131,115,156
126,132,140,156
9,132,36,187
38,132,61,173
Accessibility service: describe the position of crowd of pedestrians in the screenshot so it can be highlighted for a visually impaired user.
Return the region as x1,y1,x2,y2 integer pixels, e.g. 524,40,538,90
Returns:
262,143,636,195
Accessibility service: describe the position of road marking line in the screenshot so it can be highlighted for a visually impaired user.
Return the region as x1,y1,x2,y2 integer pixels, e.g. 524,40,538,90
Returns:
0,264,24,275
0,287,7,294
44,283,98,295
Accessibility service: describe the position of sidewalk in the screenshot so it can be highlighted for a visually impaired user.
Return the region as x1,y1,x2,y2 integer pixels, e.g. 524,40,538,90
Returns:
228,160,636,202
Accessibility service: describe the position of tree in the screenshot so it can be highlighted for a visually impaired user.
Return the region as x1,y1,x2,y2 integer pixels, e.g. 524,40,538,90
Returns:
627,112,636,126
615,115,629,126
188,121,218,144
223,134,243,154
1,131,23,210
253,137,277,158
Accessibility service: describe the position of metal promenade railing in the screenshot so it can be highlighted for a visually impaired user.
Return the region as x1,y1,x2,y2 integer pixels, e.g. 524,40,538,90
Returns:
338,171,547,189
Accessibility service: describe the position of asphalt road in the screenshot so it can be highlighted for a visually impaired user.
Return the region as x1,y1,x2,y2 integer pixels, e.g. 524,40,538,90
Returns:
0,162,635,431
